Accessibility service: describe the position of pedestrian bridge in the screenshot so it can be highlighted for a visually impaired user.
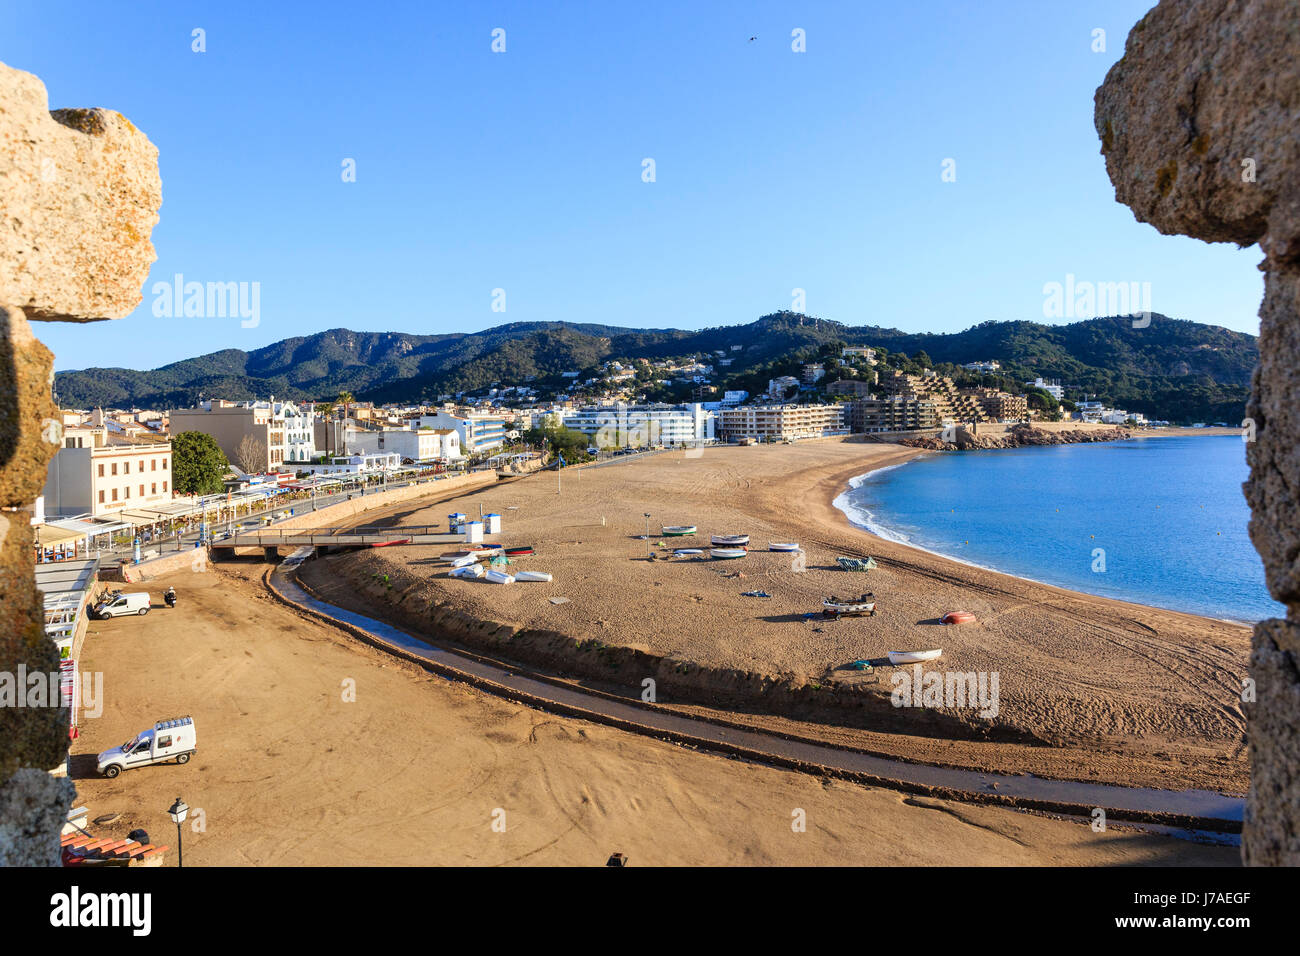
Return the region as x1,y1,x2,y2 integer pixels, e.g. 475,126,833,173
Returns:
211,524,467,556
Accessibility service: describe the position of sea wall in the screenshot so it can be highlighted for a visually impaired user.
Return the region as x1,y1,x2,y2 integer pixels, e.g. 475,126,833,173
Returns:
1096,0,1300,864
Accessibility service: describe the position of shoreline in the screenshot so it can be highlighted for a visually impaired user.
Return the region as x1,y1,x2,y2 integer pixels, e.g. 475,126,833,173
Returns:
296,440,1251,794
830,436,1265,627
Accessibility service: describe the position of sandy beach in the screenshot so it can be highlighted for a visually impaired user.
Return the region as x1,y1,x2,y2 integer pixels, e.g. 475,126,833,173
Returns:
71,563,1236,865
299,439,1251,794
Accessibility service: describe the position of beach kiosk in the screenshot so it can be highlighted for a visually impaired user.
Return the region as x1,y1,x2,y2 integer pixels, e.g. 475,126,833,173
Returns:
448,512,467,533
485,513,502,534
463,520,484,544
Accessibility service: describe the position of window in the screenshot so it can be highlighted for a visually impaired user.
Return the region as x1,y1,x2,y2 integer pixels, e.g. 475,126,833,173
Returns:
98,464,104,477
163,458,168,470
98,490,105,504
124,487,130,499
163,480,168,492
139,460,145,471
151,483,157,494
111,463,118,476
157,735,172,748
151,460,157,471
124,461,130,474
111,489,118,501
139,484,144,497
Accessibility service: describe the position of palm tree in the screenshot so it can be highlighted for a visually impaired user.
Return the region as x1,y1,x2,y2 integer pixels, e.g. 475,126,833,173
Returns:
316,401,336,420
336,391,353,422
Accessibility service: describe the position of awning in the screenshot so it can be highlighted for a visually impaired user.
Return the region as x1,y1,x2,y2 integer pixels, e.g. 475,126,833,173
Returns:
34,524,84,547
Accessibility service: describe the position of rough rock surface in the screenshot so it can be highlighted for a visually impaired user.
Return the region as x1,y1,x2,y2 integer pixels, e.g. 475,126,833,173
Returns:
0,60,162,321
888,424,1131,452
1097,0,1300,864
0,62,161,865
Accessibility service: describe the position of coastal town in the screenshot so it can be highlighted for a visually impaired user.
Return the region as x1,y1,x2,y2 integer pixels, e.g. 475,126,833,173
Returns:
36,344,1176,563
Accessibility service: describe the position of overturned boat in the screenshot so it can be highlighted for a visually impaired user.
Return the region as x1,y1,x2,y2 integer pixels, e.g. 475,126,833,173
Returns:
887,648,943,665
711,534,750,547
661,525,697,536
710,548,748,560
836,556,877,572
768,542,802,552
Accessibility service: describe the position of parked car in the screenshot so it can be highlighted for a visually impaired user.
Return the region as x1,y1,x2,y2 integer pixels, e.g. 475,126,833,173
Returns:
97,717,196,778
91,592,151,619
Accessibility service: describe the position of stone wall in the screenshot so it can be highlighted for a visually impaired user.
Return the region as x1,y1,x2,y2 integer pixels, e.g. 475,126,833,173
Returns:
0,61,162,865
1097,0,1299,864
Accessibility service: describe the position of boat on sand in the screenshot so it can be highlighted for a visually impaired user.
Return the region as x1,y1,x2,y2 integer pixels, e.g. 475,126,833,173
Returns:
823,593,876,616
769,542,801,552
661,525,697,536
941,610,976,625
515,571,552,582
710,548,747,560
485,569,515,584
888,649,943,665
711,534,750,547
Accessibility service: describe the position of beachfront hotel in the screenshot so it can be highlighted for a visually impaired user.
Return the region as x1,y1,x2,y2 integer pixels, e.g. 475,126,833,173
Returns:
41,425,173,519
848,397,941,433
717,403,849,442
560,402,716,447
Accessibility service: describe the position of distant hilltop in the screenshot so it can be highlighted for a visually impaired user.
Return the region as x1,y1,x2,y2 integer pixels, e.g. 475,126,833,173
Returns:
53,313,1257,425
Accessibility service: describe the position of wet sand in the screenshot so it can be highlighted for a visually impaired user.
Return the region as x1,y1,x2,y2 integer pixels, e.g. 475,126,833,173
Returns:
304,440,1251,794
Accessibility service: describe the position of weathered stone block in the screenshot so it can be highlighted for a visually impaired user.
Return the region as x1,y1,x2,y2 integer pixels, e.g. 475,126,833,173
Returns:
0,60,162,322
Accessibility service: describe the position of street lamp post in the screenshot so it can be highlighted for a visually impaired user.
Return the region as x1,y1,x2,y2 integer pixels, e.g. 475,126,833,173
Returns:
167,796,189,868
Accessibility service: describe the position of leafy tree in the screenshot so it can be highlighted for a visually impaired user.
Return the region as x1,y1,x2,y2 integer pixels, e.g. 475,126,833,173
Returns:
171,431,228,495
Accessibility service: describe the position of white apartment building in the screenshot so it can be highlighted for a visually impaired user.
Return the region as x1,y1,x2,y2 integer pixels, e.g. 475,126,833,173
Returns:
962,361,1001,373
412,411,507,454
347,426,462,463
42,426,173,519
560,403,716,448
841,346,877,364
1025,377,1065,401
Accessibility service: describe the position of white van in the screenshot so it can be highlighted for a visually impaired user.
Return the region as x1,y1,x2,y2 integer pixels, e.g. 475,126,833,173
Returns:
92,592,151,619
97,716,196,778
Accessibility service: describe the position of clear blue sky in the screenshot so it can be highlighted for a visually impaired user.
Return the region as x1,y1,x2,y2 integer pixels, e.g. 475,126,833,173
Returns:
7,0,1265,372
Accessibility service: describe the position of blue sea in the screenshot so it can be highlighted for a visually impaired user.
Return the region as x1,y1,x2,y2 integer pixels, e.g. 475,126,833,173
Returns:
834,436,1283,623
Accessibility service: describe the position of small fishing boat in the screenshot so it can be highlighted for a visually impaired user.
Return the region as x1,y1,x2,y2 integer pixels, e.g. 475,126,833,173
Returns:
515,571,552,583
449,563,485,579
485,569,515,584
768,542,801,552
836,556,877,572
370,538,410,548
673,548,704,555
888,649,943,665
711,534,750,547
503,546,534,556
941,610,976,625
661,525,697,536
710,548,748,560
823,593,877,615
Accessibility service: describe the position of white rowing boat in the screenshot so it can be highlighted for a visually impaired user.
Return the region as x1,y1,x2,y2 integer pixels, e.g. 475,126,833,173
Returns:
661,525,697,536
824,593,876,615
769,542,802,552
485,569,515,585
673,548,704,555
710,548,748,560
711,534,750,546
449,563,485,579
515,571,552,583
887,649,943,665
